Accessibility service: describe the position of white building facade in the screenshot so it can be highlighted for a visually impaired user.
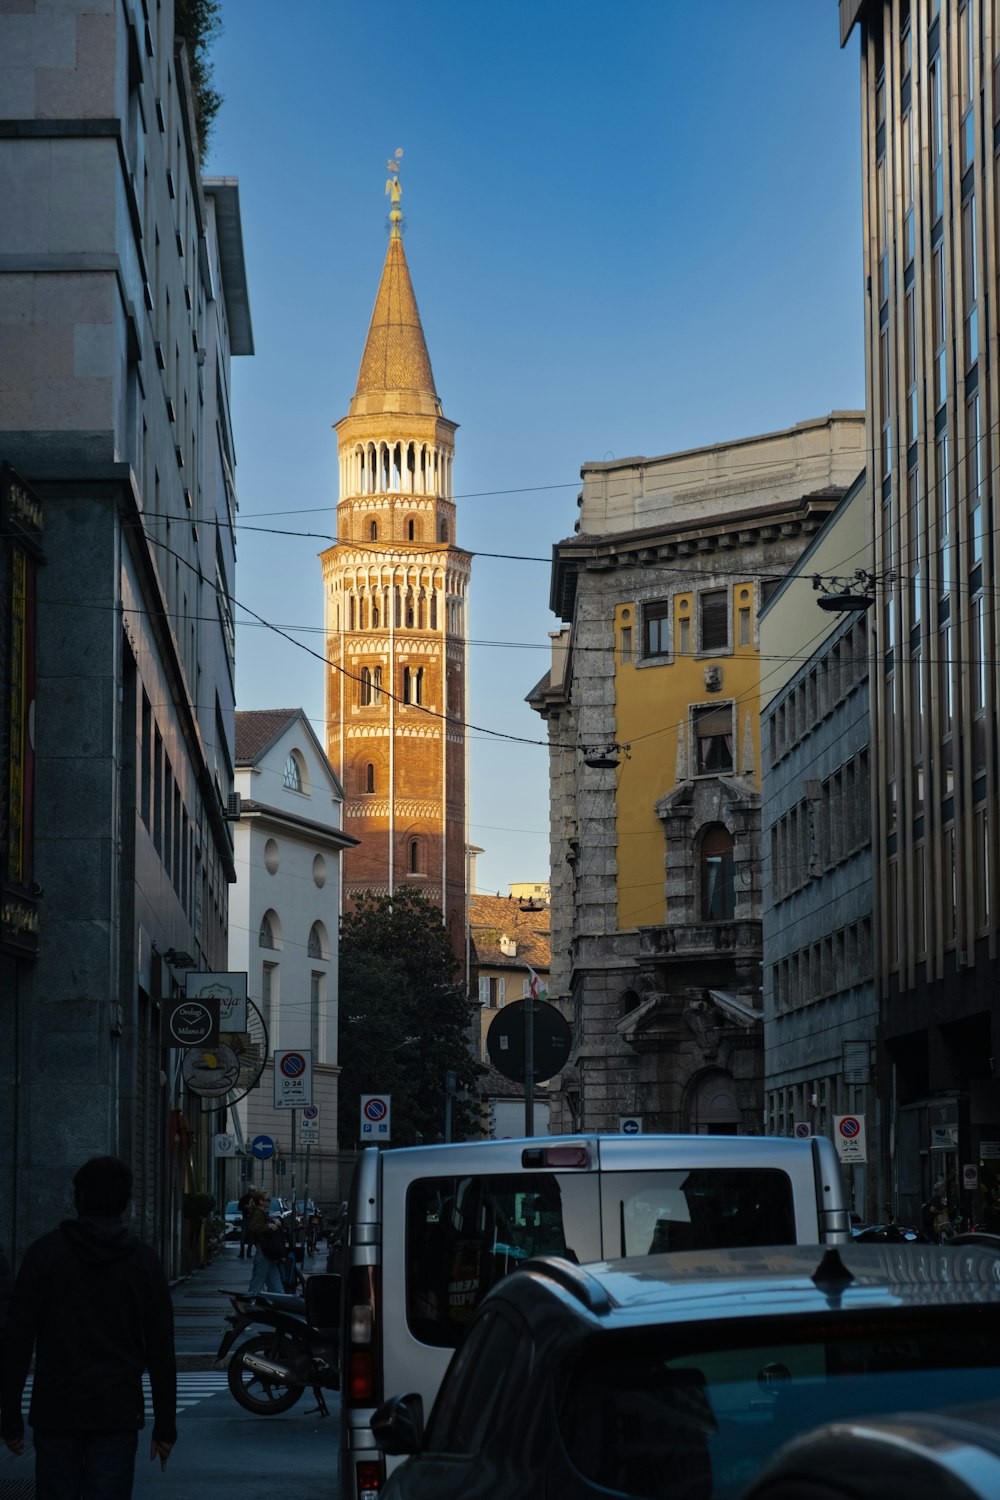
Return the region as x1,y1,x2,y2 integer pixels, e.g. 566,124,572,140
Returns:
228,710,358,1205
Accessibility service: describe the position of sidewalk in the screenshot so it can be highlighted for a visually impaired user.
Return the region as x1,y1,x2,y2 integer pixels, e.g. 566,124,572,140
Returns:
172,1240,327,1370
171,1241,251,1370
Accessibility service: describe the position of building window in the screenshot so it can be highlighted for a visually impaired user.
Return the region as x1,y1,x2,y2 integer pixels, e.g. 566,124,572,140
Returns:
261,961,277,1033
699,589,729,652
930,50,943,221
283,752,303,792
403,666,424,705
373,665,382,703
307,922,327,960
369,518,378,540
701,825,735,921
365,762,375,794
310,971,324,1057
407,518,416,540
962,191,979,367
932,243,947,410
259,913,275,949
360,667,373,706
693,703,734,775
643,602,670,657
409,838,420,874
738,606,751,647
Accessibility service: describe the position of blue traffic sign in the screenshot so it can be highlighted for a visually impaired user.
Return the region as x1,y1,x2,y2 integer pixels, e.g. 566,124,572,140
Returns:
251,1134,275,1160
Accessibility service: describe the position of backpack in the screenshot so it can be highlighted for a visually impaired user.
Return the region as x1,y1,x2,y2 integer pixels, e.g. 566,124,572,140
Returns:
257,1222,286,1262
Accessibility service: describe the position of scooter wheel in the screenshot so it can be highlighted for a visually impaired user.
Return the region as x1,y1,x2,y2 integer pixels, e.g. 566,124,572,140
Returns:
227,1334,305,1415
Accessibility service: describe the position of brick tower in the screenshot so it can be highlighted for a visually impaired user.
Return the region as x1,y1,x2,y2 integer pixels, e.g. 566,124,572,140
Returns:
321,158,470,956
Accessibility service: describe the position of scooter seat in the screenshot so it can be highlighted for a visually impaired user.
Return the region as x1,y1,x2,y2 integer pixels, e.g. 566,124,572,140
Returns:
252,1291,306,1314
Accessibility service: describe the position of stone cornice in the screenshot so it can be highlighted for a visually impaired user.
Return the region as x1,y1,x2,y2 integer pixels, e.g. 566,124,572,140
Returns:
551,491,841,622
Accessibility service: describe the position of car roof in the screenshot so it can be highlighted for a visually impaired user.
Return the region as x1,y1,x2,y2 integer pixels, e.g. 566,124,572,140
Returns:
493,1244,1000,1331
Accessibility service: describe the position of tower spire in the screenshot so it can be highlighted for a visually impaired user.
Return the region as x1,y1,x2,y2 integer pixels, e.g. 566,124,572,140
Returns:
385,147,403,240
349,150,441,419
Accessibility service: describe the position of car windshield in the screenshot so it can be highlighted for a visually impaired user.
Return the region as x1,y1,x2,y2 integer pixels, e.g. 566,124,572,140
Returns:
225,1201,240,1216
557,1308,1000,1499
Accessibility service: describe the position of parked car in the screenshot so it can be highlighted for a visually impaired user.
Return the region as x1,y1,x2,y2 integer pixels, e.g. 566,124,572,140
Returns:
742,1413,1000,1499
223,1200,243,1242
342,1133,850,1500
372,1242,1000,1500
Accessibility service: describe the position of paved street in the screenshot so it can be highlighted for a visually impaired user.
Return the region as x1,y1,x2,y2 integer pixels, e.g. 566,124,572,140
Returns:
0,1242,340,1500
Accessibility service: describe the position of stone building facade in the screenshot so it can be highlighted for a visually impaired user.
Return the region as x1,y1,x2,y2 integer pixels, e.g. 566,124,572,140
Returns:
531,414,865,1137
0,1,251,1270
759,472,877,1220
320,169,470,959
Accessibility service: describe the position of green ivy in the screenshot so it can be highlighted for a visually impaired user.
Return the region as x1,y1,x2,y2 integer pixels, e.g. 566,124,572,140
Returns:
175,0,223,164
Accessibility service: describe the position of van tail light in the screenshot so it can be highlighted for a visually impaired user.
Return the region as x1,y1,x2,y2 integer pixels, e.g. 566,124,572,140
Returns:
348,1350,374,1402
356,1458,383,1499
345,1264,380,1407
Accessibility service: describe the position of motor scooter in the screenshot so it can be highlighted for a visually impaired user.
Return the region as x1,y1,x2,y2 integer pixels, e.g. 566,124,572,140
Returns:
216,1273,341,1416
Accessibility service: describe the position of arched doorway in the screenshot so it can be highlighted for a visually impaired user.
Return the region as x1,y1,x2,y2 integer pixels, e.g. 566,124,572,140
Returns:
687,1070,740,1134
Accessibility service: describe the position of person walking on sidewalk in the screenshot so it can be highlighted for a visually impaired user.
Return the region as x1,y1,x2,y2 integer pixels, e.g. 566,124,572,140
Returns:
0,1156,177,1497
237,1186,255,1260
245,1190,285,1297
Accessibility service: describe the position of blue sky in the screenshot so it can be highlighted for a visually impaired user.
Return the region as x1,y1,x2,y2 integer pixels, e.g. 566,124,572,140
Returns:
206,1,865,896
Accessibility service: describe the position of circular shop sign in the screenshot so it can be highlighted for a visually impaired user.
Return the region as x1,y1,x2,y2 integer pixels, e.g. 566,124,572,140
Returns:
182,1044,241,1097
364,1097,388,1123
280,1051,306,1079
169,1002,215,1047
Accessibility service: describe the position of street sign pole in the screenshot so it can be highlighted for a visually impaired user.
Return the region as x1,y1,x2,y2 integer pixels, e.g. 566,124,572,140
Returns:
290,1110,296,1234
524,987,534,1136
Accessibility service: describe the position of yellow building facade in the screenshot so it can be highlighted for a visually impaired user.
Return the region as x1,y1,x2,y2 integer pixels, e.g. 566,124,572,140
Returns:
534,414,865,1135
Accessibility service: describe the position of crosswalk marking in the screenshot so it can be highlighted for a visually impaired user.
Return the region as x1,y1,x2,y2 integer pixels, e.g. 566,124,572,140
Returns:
21,1371,229,1418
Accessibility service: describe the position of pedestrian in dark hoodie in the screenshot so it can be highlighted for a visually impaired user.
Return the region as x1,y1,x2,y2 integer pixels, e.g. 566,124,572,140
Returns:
0,1155,176,1496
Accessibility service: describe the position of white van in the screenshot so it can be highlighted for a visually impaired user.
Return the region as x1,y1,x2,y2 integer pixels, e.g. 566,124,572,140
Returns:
339,1132,850,1499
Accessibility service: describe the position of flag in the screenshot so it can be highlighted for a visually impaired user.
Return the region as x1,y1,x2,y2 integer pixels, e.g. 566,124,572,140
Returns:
526,965,548,1003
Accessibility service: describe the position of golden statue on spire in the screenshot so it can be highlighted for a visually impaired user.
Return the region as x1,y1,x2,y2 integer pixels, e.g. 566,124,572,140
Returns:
385,147,403,235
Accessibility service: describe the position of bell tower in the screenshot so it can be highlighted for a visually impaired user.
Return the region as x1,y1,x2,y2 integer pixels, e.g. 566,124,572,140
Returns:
321,154,470,955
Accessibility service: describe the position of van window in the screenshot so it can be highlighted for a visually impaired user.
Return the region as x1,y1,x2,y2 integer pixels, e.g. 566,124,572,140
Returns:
601,1169,795,1257
406,1173,599,1348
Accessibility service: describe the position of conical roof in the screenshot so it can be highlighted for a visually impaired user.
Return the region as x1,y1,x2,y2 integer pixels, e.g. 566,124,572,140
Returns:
348,233,442,418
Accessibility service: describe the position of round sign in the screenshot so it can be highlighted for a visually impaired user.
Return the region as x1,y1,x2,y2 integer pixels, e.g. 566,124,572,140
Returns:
169,1002,216,1047
280,1051,306,1078
364,1097,388,1122
793,1123,811,1139
486,1000,572,1084
839,1116,861,1139
963,1163,979,1190
251,1134,275,1160
181,1044,241,1097
622,1119,640,1135
302,1105,319,1121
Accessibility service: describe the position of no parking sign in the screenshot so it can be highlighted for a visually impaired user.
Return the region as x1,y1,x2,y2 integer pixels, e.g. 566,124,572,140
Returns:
273,1049,313,1109
834,1114,867,1163
360,1093,391,1142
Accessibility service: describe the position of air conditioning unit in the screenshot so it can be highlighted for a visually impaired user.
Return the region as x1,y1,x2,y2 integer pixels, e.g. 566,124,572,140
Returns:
224,792,242,821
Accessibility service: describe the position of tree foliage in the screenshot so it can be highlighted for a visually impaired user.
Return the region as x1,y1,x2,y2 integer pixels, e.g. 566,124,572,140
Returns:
174,0,223,164
337,890,483,1148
